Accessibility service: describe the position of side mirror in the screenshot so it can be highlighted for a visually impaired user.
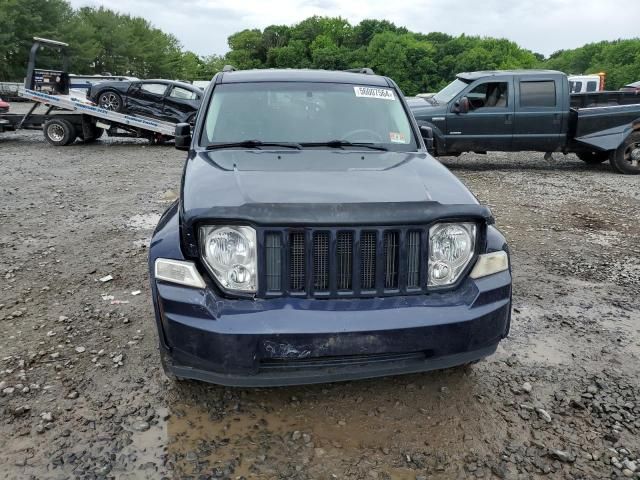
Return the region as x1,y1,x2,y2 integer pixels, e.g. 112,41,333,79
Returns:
453,96,470,114
420,125,434,153
175,123,191,151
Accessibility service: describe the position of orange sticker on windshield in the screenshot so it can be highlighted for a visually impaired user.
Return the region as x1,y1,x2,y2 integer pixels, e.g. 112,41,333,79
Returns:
389,132,407,143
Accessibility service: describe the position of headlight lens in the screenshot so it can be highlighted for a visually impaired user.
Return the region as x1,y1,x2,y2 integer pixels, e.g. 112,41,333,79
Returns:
428,223,476,287
200,226,257,293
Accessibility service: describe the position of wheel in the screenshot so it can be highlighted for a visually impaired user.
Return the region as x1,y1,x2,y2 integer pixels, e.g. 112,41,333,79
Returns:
98,90,123,112
92,127,104,139
43,118,77,146
577,151,608,165
610,131,640,174
81,126,104,143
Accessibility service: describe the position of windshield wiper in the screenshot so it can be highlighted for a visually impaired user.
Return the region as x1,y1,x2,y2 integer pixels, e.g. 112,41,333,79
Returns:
206,140,302,150
300,140,388,151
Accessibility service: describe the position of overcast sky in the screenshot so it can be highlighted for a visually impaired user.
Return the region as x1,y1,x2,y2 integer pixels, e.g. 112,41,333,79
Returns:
67,0,639,58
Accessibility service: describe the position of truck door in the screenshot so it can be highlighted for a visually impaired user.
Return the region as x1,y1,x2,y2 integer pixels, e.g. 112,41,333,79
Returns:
446,79,514,153
513,76,567,151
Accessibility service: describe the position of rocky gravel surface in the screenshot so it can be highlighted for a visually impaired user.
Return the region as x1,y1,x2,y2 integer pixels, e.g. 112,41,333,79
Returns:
1,120,639,479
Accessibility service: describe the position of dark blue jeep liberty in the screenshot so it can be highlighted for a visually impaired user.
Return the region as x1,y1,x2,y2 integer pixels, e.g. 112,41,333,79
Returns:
148,68,512,386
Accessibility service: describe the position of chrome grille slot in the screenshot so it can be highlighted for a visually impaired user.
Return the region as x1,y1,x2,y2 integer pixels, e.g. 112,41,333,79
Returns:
384,231,399,288
289,232,306,292
313,232,329,291
360,232,377,290
406,231,420,288
265,233,282,291
336,232,353,290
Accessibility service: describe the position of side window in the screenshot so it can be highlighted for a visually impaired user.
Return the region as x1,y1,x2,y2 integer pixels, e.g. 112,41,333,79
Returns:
140,83,167,95
586,81,598,92
170,86,198,100
520,81,556,107
570,81,582,93
466,82,509,109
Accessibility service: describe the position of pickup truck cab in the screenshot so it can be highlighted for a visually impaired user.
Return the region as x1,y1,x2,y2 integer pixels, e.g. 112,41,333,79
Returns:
148,68,512,386
410,70,640,174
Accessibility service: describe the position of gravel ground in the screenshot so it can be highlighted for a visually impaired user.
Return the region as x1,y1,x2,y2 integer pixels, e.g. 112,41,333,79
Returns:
1,110,639,480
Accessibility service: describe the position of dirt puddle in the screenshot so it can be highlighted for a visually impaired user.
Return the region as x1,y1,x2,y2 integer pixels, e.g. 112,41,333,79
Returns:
121,370,506,478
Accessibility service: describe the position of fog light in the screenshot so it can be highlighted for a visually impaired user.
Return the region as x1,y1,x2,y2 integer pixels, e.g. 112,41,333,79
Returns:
431,261,450,281
228,265,251,285
154,258,206,289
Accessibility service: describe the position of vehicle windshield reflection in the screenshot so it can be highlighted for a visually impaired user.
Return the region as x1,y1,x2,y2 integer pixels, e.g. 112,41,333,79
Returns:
433,78,470,104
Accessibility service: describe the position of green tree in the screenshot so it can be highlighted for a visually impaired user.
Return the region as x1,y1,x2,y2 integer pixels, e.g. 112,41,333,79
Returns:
226,29,265,68
2,3,639,94
546,39,640,89
0,0,73,80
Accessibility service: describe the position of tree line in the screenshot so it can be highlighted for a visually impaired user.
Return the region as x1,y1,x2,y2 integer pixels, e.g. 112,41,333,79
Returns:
1,1,638,95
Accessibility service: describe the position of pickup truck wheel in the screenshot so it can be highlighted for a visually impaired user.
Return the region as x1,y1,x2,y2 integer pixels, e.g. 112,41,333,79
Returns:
43,118,77,146
611,132,640,174
577,151,608,165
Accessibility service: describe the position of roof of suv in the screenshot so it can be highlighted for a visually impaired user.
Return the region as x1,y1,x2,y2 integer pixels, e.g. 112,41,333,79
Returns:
219,69,390,86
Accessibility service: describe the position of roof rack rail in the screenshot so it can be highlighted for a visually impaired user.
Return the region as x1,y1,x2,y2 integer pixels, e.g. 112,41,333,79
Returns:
222,65,237,72
344,68,375,75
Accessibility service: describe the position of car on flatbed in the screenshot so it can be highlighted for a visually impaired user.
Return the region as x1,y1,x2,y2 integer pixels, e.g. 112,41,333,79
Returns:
86,79,202,124
409,70,640,174
148,68,513,387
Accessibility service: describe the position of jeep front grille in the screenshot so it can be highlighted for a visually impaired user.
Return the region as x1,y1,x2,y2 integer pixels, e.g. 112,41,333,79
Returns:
259,227,427,298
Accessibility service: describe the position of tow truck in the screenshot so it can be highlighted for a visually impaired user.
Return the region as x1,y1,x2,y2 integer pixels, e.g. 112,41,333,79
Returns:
0,38,177,145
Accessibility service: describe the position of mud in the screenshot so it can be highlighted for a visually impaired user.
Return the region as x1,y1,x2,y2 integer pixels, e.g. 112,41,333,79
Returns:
0,121,639,479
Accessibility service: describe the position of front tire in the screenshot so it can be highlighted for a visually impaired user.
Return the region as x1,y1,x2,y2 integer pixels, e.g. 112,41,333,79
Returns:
98,90,123,112
577,151,608,165
43,118,77,146
81,126,104,143
610,132,640,174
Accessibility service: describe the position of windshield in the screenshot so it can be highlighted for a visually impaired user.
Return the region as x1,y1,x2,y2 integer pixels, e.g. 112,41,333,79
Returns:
433,78,470,104
200,82,417,151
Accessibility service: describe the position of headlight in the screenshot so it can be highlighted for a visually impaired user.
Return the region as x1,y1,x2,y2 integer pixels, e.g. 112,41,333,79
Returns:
199,226,257,293
428,223,476,287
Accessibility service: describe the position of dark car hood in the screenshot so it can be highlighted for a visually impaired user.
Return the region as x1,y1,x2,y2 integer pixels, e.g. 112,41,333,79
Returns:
408,101,448,121
179,149,490,256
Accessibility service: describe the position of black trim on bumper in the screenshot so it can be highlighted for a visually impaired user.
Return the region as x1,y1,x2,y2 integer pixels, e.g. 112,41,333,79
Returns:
164,344,498,387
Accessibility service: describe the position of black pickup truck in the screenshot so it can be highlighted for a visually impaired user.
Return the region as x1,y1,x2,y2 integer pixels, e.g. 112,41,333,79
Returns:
409,70,640,174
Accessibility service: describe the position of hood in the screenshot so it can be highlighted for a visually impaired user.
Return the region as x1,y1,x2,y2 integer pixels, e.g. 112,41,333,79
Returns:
182,149,477,209
179,149,489,256
408,100,448,122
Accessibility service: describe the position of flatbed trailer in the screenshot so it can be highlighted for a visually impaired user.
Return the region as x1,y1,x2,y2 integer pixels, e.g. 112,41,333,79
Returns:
0,87,177,145
0,37,178,145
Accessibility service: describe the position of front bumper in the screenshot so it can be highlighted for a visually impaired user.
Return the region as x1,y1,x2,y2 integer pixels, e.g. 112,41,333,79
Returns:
152,270,511,387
